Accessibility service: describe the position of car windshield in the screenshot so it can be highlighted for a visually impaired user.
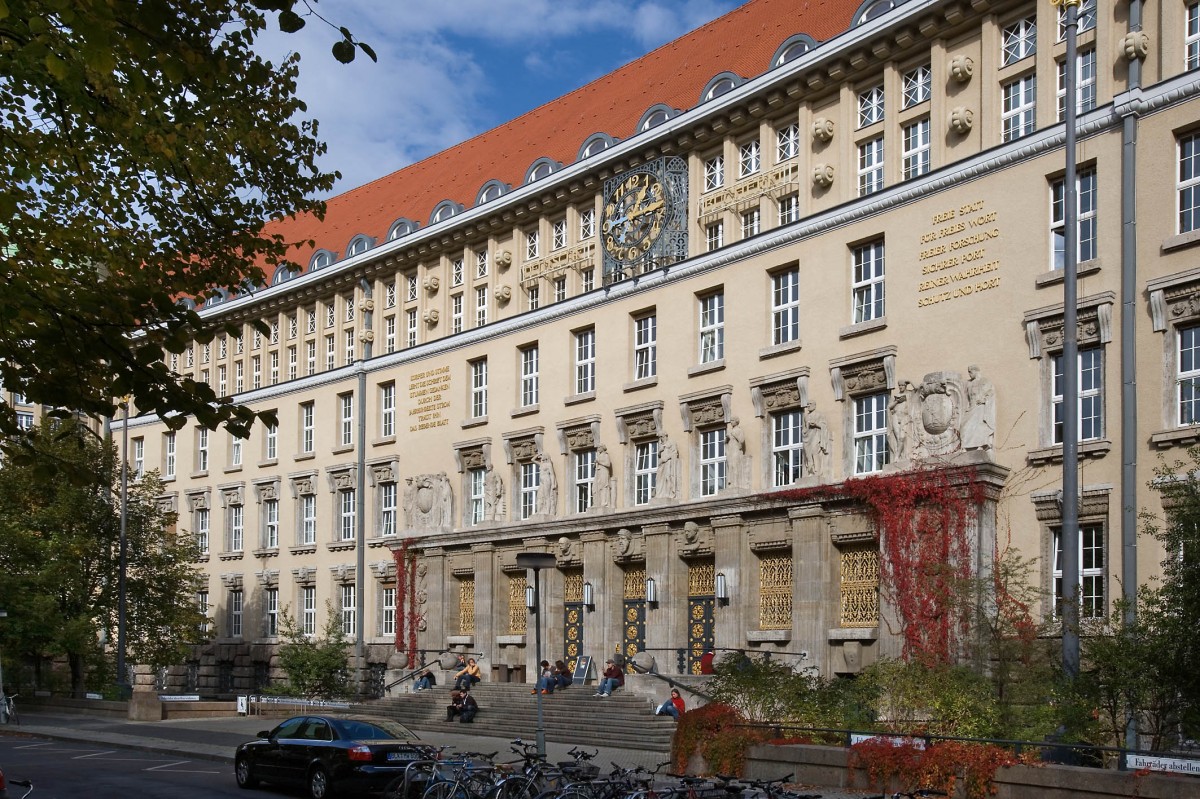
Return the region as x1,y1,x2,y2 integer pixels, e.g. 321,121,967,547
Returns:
332,717,419,741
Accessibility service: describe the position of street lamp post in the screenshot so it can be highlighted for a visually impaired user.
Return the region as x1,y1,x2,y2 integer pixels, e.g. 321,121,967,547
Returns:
516,552,556,759
0,609,9,724
117,398,130,696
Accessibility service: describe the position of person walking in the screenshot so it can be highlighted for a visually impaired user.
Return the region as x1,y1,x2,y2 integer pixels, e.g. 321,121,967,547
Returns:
594,659,624,697
654,688,686,720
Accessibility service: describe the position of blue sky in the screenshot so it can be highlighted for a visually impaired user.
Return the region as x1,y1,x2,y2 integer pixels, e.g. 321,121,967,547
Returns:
261,0,738,194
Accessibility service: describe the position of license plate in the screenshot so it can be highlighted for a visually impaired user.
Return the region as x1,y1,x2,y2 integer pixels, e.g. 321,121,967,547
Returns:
387,752,418,761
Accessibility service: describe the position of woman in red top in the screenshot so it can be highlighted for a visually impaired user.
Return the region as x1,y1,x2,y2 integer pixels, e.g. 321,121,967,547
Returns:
654,688,685,720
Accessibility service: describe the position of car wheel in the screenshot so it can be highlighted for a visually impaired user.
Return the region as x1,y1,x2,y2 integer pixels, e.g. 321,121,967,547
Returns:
308,764,332,799
235,756,259,789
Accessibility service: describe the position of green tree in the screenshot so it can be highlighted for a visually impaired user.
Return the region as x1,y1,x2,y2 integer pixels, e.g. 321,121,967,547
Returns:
0,1,372,447
0,421,206,695
275,601,350,699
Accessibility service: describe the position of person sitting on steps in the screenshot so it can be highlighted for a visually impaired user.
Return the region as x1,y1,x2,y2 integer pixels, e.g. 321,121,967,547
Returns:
594,658,624,697
446,688,478,723
533,660,555,694
654,688,685,720
412,667,436,692
453,657,481,691
554,659,573,690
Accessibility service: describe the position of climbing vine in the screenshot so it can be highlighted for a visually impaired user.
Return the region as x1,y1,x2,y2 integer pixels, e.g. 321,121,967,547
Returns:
849,738,1034,799
392,538,420,665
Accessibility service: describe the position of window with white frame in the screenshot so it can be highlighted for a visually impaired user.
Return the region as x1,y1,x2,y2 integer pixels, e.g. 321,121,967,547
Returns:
772,266,800,345
196,507,210,553
1179,325,1200,425
706,221,724,251
344,295,354,323
476,286,488,327
305,342,316,376
739,139,761,177
229,504,244,551
384,316,396,354
741,208,760,239
582,268,595,292
339,489,356,540
219,336,227,358
301,494,316,544
300,401,314,453
452,258,464,286
1180,132,1200,234
528,284,540,310
217,364,227,396
776,123,799,162
265,422,277,461
252,355,262,388
634,439,658,504
264,498,279,548
196,427,209,472
858,84,884,127
324,335,335,370
344,328,355,365
265,587,279,637
772,408,804,486
302,586,316,636
468,467,485,525
778,193,799,225
1189,2,1200,70
406,309,418,347
381,383,395,437
1053,524,1105,619
385,280,397,308
552,218,567,250
519,461,539,519
380,482,396,536
551,277,564,303
699,427,727,496
306,309,316,334
902,63,931,108
699,291,725,363
634,314,657,380
520,345,539,407
286,347,296,380
476,249,489,278
857,137,884,196
196,590,210,634
1002,74,1037,142
230,432,242,467
1056,0,1096,40
452,295,463,333
574,449,595,513
901,119,931,180
580,208,596,239
164,431,176,478
854,393,888,474
287,314,297,339
1056,49,1096,121
339,393,353,447
575,328,596,394
382,586,396,636
852,240,886,324
269,351,279,384
470,359,488,418
406,273,418,302
132,437,144,478
1051,167,1098,268
526,228,540,260
229,589,243,637
1052,347,1104,443
1002,15,1037,65
236,360,245,391
704,155,724,191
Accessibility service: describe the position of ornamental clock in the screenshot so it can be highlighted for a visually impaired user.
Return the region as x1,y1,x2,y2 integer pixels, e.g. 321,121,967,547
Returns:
600,157,687,284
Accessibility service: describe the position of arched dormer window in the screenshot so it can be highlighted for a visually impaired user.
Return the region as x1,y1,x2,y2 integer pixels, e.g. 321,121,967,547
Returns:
177,297,197,311
271,263,300,285
309,250,335,272
205,287,232,307
577,132,617,161
346,235,374,257
387,218,419,241
854,0,903,25
772,34,817,67
637,104,679,132
524,158,562,185
236,276,263,297
475,180,511,206
700,73,743,103
430,200,464,225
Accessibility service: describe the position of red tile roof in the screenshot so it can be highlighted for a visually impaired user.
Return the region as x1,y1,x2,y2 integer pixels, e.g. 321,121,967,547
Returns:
270,0,860,278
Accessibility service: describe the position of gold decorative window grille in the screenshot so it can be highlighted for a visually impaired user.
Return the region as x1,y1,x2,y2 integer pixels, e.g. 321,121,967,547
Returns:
508,574,528,634
564,570,584,603
759,555,793,630
458,577,475,635
839,544,880,628
623,567,646,599
689,562,715,596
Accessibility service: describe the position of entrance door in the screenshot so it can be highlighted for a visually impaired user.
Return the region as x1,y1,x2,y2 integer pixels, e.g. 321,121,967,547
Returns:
687,562,715,674
622,567,646,660
563,570,584,671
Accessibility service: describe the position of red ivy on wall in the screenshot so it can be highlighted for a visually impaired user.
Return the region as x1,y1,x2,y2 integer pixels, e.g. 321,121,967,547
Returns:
392,538,419,664
777,464,984,666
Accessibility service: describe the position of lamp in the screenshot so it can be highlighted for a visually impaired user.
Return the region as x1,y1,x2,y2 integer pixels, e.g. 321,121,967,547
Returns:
515,551,557,759
715,572,729,605
645,577,658,607
582,581,594,611
525,585,536,610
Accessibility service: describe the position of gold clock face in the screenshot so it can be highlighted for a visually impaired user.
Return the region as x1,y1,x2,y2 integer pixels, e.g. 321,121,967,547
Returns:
601,171,667,263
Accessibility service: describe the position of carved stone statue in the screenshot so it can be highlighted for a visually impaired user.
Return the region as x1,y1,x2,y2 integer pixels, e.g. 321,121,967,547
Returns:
802,402,831,480
726,417,750,490
888,380,921,463
537,453,557,517
592,444,614,509
484,464,505,522
404,472,455,530
961,365,996,452
656,435,678,499
436,471,453,527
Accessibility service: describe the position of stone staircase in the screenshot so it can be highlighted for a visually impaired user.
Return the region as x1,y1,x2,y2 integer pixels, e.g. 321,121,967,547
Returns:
358,681,677,753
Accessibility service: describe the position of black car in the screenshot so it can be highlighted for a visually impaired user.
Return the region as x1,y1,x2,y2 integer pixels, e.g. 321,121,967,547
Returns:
235,714,436,798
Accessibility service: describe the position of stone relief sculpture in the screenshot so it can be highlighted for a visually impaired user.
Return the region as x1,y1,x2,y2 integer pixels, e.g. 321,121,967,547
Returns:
802,402,832,480
537,452,558,516
884,367,997,463
484,464,505,522
612,527,644,561
726,417,750,490
656,434,679,500
404,472,455,530
592,444,615,509
961,365,996,452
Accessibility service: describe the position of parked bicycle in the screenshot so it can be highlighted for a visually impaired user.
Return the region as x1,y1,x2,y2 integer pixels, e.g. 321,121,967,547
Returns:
2,693,19,726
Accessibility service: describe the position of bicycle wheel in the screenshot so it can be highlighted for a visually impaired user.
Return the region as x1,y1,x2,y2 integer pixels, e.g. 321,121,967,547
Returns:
424,781,470,799
491,777,538,799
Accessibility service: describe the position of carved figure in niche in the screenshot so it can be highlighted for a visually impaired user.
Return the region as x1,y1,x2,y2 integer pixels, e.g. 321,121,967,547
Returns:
404,473,454,530
403,477,418,527
616,528,633,557
484,464,505,522
888,380,921,462
558,536,576,561
961,365,996,452
436,471,453,527
592,444,614,509
802,402,831,480
726,417,749,489
679,521,705,555
656,435,679,499
537,453,558,516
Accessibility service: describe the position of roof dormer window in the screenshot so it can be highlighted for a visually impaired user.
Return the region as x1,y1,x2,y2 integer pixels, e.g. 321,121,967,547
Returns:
309,250,335,271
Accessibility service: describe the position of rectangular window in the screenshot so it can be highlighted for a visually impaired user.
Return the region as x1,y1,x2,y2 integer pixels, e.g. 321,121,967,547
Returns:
286,347,296,380
1053,524,1105,618
1189,2,1200,70
852,240,886,324
772,409,804,486
301,494,316,544
858,84,884,127
1180,132,1200,234
579,208,596,239
700,428,727,497
251,355,262,388
776,123,799,162
386,280,398,307
164,431,176,478
265,422,277,461
741,208,760,239
288,314,297,339
406,308,418,348
1002,74,1037,142
380,383,395,438
738,139,761,177
582,268,595,292
552,218,567,250
230,504,244,552
476,249,489,278
520,346,539,407
302,586,316,636
528,284,540,310
382,586,396,636
269,351,279,385
265,588,279,637
306,309,317,334
1056,49,1097,120
344,328,355,364
236,360,245,392
574,449,595,513
575,328,596,394
778,193,799,225
705,221,724,251
772,267,800,345
1002,15,1037,65
553,277,566,303
340,490,356,540
339,393,354,447
196,428,209,472
344,294,355,322
325,302,336,328
468,468,485,525
452,295,463,333
1052,347,1104,443
476,286,488,327
1051,167,1098,268
217,365,227,396
526,228,540,260
197,590,209,634
520,461,539,519
132,437,144,478
230,433,242,467
264,498,279,548
341,584,355,636
1178,325,1200,425
384,316,396,353
300,401,314,453
704,155,724,191
634,314,657,380
857,137,885,196
901,119,931,180
854,393,888,475
902,63,931,108
699,292,725,363
634,440,658,505
470,359,488,418
1056,0,1096,39
196,507,210,554
230,589,243,637
305,341,316,376
406,274,418,302
380,482,396,536
325,335,335,370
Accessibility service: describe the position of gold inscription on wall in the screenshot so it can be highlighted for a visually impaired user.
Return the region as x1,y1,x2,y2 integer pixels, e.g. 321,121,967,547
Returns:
915,200,1001,308
408,365,451,432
